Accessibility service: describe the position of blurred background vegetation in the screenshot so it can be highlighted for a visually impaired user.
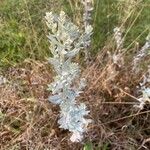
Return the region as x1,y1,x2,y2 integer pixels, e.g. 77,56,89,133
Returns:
0,0,150,67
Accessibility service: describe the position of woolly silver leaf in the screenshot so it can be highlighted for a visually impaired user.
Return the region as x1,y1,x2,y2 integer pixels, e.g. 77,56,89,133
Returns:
48,94,62,104
46,11,92,142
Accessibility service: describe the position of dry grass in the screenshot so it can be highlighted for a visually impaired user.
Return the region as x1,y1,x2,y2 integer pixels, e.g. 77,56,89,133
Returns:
81,48,150,149
0,50,150,150
0,0,150,149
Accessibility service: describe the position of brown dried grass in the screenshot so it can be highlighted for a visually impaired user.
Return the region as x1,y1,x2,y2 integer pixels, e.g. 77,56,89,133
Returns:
0,54,150,150
81,48,150,149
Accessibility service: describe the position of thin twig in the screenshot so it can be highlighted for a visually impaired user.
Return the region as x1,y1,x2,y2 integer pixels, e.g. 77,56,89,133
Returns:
100,110,150,126
101,101,139,105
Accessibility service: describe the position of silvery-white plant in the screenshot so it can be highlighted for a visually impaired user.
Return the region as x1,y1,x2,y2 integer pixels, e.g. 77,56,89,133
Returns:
0,75,7,85
113,27,124,50
82,0,93,63
82,0,93,29
45,11,92,142
132,33,150,72
108,27,124,68
134,66,150,110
